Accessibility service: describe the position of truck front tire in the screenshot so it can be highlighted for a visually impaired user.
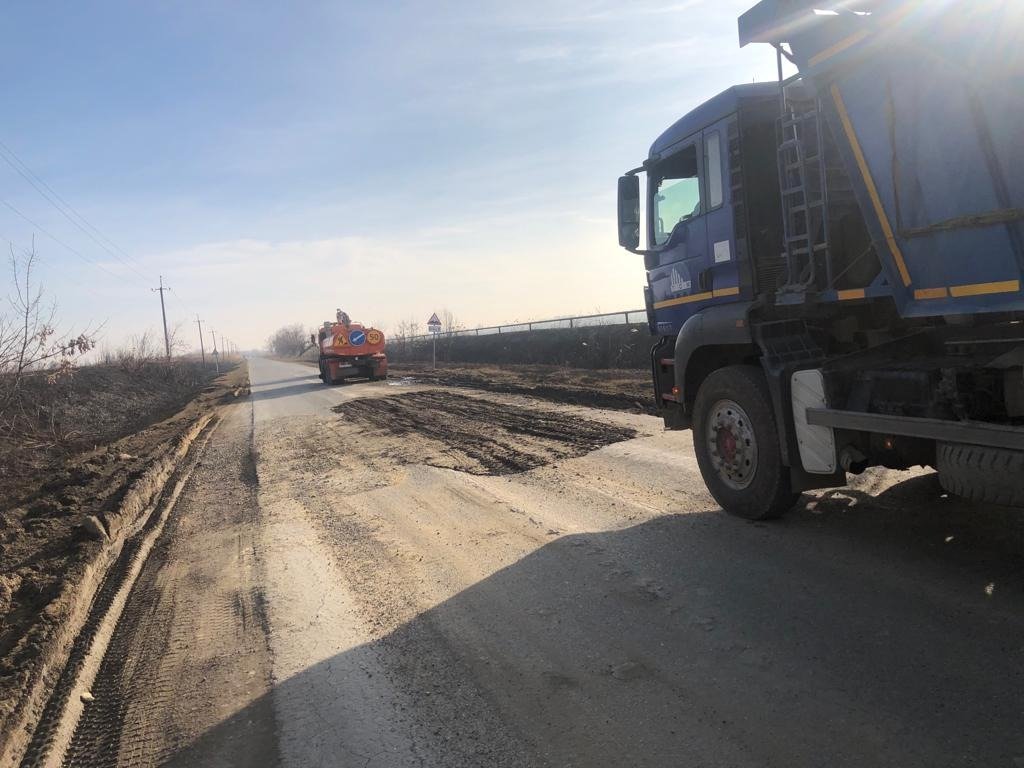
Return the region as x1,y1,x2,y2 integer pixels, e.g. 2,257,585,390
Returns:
692,365,799,520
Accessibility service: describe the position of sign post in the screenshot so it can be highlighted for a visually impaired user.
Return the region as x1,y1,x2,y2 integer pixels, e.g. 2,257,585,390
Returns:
427,312,442,369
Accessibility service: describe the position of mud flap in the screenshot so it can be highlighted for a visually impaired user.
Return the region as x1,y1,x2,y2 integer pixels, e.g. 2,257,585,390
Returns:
791,369,837,474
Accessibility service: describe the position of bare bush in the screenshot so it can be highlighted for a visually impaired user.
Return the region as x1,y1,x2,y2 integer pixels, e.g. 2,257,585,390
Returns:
266,323,310,357
114,331,160,372
0,247,95,441
167,320,191,358
390,317,422,355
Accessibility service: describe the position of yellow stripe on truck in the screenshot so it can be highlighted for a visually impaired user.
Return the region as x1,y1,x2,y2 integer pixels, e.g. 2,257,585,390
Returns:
654,292,713,309
913,287,948,300
809,30,871,67
831,84,913,288
949,279,1020,298
809,5,917,68
653,285,740,310
915,280,1019,300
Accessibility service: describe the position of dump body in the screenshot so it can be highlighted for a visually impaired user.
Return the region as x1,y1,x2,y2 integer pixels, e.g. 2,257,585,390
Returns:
316,322,387,384
740,0,1024,317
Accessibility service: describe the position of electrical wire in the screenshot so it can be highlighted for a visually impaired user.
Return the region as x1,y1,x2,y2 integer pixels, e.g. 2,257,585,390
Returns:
0,140,151,282
0,140,212,343
0,196,149,289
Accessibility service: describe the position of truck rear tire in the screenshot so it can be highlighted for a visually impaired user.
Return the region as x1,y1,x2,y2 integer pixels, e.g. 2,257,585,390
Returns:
937,442,1024,507
692,365,799,520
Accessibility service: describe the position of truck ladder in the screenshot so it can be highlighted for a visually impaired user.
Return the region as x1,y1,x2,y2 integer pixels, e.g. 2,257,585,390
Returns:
776,79,834,294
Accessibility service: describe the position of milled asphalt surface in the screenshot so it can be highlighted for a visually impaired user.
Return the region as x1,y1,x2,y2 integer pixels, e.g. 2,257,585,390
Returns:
56,357,1024,767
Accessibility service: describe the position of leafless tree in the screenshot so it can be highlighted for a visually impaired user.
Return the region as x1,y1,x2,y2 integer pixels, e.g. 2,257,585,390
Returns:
166,320,191,357
440,308,462,337
0,246,96,439
266,323,310,357
436,308,463,362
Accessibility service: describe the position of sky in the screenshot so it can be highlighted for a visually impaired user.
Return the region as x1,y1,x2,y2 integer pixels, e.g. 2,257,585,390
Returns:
0,0,780,352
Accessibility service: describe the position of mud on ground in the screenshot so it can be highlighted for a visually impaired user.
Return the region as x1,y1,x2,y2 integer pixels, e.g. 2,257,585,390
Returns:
380,363,655,414
0,362,248,754
334,391,638,475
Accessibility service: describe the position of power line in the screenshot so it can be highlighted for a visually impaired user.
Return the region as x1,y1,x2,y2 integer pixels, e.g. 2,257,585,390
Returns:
0,143,218,355
0,196,149,289
168,285,197,316
0,139,151,282
0,229,125,331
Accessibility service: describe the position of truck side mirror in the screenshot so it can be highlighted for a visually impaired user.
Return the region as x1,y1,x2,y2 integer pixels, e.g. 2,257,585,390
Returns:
617,175,641,251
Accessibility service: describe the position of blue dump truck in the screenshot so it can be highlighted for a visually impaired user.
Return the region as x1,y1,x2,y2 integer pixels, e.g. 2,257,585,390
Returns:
617,1,1024,519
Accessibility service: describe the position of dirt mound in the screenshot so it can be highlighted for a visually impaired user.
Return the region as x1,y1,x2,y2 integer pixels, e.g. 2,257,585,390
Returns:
333,391,636,475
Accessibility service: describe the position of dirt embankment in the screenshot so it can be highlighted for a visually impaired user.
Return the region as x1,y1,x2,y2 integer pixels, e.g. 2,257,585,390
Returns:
0,362,226,502
388,363,655,414
0,361,249,760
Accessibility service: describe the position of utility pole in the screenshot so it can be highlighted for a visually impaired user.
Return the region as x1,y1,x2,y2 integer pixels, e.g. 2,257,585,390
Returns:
210,329,220,374
196,315,206,366
152,275,171,361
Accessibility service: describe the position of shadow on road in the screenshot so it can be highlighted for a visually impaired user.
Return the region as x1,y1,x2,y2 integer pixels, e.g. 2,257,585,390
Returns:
250,375,318,388
248,380,328,403
165,473,1024,767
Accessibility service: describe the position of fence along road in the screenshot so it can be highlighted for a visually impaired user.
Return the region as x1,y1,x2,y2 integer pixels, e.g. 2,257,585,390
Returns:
401,309,647,343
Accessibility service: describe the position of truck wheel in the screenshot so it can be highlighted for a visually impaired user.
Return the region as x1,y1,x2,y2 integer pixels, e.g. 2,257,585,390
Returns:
937,442,1024,507
692,365,798,520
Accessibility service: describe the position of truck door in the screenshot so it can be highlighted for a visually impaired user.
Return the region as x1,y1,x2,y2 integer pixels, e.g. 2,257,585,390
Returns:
701,117,741,300
648,136,709,328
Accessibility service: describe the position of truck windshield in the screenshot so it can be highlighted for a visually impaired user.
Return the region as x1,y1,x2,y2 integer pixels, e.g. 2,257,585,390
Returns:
652,145,701,246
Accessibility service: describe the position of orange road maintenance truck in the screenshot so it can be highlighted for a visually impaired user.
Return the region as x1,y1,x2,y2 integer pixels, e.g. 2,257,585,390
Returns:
313,320,388,384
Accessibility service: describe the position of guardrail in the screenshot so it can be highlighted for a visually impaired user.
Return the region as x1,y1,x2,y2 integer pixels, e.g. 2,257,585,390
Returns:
400,309,648,343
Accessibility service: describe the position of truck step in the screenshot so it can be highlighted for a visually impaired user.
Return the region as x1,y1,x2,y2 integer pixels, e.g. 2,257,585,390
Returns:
785,156,819,170
787,243,829,257
782,199,825,211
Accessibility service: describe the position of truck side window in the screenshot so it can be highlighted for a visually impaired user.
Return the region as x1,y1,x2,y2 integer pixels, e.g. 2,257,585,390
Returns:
705,131,723,209
652,144,701,246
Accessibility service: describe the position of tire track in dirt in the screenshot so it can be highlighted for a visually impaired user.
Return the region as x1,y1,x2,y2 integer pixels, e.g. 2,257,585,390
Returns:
333,391,636,476
15,416,221,768
24,404,276,768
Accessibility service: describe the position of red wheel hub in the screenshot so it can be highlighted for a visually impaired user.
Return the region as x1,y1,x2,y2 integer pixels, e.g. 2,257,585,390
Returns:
717,427,737,463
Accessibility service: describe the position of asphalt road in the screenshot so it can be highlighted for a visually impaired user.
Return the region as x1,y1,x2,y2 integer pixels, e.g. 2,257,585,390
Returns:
58,357,1024,767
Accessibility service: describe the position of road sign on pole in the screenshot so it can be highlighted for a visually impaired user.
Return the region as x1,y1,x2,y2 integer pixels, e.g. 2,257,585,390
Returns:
427,313,442,369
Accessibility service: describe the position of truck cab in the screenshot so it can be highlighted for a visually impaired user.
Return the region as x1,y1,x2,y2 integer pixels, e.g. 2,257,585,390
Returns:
620,84,789,431
623,84,779,339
